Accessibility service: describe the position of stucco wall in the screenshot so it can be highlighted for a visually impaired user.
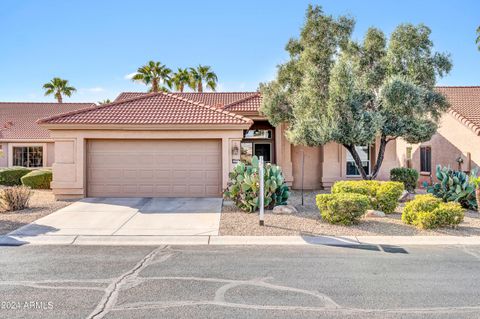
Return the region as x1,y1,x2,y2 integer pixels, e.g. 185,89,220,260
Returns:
48,129,245,200
291,145,322,190
0,143,7,167
397,112,480,177
46,142,55,167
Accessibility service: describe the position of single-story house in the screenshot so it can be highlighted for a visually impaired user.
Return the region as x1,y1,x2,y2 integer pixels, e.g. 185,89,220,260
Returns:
36,91,399,199
0,102,94,169
396,86,480,183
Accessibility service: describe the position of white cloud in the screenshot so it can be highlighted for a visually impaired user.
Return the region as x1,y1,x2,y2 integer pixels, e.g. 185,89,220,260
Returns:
124,72,137,80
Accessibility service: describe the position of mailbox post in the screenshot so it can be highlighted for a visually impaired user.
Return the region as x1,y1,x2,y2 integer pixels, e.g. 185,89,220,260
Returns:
259,156,264,226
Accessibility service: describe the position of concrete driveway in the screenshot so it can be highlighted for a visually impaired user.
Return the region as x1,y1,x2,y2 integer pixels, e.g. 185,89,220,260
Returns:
9,197,223,237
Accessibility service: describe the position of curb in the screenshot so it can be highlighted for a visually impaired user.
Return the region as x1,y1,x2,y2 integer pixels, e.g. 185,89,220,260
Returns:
1,235,480,246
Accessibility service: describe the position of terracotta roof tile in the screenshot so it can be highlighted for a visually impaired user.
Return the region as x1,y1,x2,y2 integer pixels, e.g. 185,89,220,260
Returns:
115,91,261,111
222,93,261,112
39,92,253,126
0,102,94,140
436,86,480,135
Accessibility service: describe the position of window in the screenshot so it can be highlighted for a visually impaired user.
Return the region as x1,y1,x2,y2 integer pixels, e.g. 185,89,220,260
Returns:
12,146,43,167
346,146,370,176
420,146,431,173
244,129,272,139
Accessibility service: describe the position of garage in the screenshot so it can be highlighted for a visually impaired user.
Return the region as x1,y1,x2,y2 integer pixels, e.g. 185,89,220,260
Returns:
87,139,222,197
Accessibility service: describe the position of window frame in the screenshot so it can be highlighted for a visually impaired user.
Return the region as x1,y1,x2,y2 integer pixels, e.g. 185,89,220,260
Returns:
345,145,371,177
8,143,47,168
420,146,432,173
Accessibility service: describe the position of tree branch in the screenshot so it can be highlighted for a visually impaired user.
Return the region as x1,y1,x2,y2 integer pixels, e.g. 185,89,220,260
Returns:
344,144,369,180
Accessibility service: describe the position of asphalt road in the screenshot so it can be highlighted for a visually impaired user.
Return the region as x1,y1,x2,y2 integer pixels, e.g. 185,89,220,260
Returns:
0,244,480,319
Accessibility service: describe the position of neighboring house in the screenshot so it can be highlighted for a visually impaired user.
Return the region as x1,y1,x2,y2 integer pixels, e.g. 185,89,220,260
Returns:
0,102,94,169
396,86,480,183
37,91,399,199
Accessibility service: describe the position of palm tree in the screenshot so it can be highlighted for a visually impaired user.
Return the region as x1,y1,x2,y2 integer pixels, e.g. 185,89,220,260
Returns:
42,77,76,103
189,65,218,92
97,99,111,105
171,68,190,92
131,61,172,93
477,26,480,50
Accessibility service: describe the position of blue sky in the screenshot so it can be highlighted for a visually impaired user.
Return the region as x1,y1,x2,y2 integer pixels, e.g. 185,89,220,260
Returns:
1,0,479,102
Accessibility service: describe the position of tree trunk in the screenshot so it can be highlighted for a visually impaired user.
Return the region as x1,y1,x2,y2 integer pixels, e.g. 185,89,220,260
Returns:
344,144,369,180
370,135,389,180
179,84,184,93
476,188,480,213
56,91,62,103
198,82,203,93
152,79,159,93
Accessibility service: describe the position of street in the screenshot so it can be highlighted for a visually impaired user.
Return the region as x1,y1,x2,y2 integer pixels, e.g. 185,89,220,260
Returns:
0,244,480,318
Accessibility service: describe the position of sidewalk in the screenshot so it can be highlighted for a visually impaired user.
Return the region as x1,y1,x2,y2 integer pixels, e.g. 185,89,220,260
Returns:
1,234,480,246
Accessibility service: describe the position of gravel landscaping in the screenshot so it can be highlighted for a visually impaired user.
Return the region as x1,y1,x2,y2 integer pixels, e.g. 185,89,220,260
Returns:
219,190,480,236
0,190,73,235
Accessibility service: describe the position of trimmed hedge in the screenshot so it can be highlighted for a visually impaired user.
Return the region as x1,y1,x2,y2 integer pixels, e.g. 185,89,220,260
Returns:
0,167,31,186
331,180,404,214
21,169,52,189
390,168,419,193
402,194,464,229
316,193,370,225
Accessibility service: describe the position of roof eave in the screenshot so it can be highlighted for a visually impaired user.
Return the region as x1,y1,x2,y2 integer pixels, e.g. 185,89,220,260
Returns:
38,123,253,131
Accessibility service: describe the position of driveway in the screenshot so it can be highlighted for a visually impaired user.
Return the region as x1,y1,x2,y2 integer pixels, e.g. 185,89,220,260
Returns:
9,197,223,237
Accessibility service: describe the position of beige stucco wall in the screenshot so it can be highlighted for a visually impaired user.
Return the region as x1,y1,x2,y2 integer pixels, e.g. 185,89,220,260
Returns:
48,129,245,199
0,143,7,167
397,112,480,176
291,145,322,189
46,142,55,167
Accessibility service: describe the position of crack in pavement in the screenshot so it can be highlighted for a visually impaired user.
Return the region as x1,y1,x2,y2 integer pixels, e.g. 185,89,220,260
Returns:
87,245,173,319
462,245,480,260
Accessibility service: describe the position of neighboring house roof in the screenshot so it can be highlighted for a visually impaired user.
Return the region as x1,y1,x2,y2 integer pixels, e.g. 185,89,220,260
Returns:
0,102,94,140
115,91,261,111
437,86,480,136
38,92,253,126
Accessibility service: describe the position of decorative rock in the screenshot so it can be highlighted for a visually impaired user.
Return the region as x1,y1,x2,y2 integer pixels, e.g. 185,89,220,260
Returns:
272,205,298,215
364,209,386,218
398,190,415,203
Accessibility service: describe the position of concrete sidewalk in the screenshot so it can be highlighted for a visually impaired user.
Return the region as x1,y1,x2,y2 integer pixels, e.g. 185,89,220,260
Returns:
2,234,480,246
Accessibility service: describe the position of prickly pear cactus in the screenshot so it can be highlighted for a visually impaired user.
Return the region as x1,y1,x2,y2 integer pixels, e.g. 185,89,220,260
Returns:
427,165,478,210
224,156,289,213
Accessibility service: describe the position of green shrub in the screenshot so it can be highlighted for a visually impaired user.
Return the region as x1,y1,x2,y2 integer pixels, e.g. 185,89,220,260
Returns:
427,165,478,210
390,167,419,193
0,167,31,186
376,182,404,214
401,194,464,229
224,156,289,213
332,180,403,213
0,186,32,211
21,169,52,189
316,193,370,225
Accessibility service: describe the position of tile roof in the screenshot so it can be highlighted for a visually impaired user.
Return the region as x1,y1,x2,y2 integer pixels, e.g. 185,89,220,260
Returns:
38,92,253,126
115,91,261,111
0,102,94,140
223,93,262,112
436,86,480,135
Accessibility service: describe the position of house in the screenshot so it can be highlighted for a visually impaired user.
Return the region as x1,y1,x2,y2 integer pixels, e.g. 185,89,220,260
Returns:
37,91,400,199
396,86,480,183
0,102,94,169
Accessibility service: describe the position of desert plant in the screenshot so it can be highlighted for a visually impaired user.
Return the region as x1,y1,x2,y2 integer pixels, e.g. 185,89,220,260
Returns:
390,167,419,193
376,182,405,214
332,180,403,213
427,165,478,210
0,186,32,211
470,175,480,212
223,156,289,213
21,169,52,189
0,167,31,186
316,192,370,225
402,194,464,229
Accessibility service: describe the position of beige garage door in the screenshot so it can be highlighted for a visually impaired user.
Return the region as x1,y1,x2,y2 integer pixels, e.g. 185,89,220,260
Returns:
87,140,222,197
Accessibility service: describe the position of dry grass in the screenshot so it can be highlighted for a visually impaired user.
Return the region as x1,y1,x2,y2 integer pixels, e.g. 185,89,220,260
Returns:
0,190,73,235
219,190,480,236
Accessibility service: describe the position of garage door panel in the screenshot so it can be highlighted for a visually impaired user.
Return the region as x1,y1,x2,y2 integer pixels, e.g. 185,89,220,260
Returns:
87,140,222,197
